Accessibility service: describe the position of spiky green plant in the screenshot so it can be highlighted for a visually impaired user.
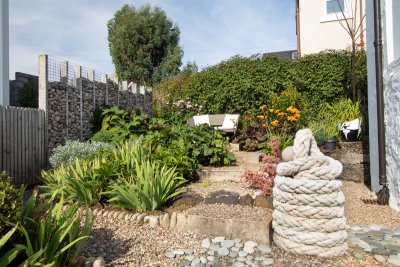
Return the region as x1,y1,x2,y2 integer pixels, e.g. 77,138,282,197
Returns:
106,159,186,211
0,225,20,267
15,193,93,266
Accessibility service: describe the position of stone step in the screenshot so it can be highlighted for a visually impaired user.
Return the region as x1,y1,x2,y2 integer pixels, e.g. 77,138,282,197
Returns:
197,164,259,182
175,213,273,244
233,151,262,165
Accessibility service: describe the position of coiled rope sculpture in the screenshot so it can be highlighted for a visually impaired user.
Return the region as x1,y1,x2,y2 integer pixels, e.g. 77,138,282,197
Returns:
272,129,348,257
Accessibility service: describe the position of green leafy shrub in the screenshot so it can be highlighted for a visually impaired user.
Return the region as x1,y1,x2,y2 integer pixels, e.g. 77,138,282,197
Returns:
15,193,92,266
19,84,38,108
106,160,186,211
0,172,24,235
49,140,113,168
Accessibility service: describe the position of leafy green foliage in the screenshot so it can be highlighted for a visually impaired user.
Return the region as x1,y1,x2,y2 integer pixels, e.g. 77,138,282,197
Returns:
0,172,24,235
15,194,92,266
91,106,160,144
105,160,186,211
49,140,113,168
19,84,38,108
108,4,182,83
0,225,20,267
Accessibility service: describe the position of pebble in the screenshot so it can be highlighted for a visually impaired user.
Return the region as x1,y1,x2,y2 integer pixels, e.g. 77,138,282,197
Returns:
244,246,254,254
214,236,225,242
231,247,240,252
210,244,220,251
84,257,95,267
234,262,245,267
237,256,246,262
244,241,257,248
166,252,176,258
201,238,211,248
353,252,364,260
183,249,194,255
229,251,238,258
173,250,185,255
235,242,243,248
92,257,106,267
161,213,170,228
186,255,195,261
221,239,235,248
263,258,274,265
218,247,229,256
374,254,387,262
257,244,272,254
191,259,200,266
200,255,207,263
207,256,215,261
180,259,191,266
238,251,248,257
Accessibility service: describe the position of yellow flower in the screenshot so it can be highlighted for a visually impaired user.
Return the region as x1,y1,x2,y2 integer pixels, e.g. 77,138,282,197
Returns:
270,120,279,127
277,112,286,117
256,115,265,120
260,104,267,111
261,123,267,128
294,113,301,119
269,109,274,113
245,110,251,114
274,109,280,114
287,115,297,122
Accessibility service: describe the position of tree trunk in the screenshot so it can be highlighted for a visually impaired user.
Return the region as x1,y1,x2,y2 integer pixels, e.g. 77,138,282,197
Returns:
351,40,357,102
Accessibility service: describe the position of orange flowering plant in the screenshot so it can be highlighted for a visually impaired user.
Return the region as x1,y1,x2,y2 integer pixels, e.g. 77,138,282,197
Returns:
235,88,304,151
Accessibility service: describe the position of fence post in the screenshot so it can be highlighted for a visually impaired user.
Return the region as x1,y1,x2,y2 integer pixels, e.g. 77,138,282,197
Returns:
89,69,96,110
38,55,48,160
102,74,108,106
75,65,83,141
61,60,69,138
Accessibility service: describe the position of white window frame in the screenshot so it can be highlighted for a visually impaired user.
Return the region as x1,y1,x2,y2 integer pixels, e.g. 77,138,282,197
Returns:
320,0,352,23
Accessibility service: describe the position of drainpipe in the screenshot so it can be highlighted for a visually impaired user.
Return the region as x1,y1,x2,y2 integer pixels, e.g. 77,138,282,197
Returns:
296,0,301,58
360,0,365,49
373,0,389,205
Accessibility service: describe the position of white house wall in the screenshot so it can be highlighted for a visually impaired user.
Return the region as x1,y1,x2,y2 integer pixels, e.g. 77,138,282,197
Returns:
384,59,400,211
299,0,365,55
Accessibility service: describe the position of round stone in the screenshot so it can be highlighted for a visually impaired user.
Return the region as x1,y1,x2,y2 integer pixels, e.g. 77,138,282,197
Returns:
214,236,226,242
221,240,235,248
374,254,387,263
237,256,246,262
244,241,257,248
191,259,200,266
229,251,238,258
235,243,243,248
200,256,207,263
207,256,215,261
202,238,211,248
238,251,248,257
257,244,272,254
207,250,215,256
186,255,195,261
243,246,254,254
281,146,294,162
233,238,241,244
93,257,106,267
231,247,240,252
218,247,229,256
210,244,221,251
234,262,245,267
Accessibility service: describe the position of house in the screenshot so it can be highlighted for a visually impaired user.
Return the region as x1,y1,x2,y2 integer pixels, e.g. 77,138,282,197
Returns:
295,0,366,56
366,0,400,211
263,50,298,60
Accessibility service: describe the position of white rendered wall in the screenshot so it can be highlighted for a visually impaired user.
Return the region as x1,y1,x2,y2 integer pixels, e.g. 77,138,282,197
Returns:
365,0,380,192
382,0,400,211
299,0,365,55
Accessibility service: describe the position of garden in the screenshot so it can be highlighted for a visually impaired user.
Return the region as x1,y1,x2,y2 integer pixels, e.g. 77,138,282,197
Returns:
3,49,400,266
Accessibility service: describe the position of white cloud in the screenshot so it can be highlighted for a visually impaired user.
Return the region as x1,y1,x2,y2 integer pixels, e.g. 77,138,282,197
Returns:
9,0,296,78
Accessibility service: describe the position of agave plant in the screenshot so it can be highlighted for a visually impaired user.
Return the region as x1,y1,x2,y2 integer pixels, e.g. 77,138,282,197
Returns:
15,193,93,266
106,159,186,211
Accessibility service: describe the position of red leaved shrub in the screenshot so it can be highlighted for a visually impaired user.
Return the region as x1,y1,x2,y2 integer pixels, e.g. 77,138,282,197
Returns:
243,136,281,196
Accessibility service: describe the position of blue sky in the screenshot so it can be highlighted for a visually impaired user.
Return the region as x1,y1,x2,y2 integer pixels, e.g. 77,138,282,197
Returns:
9,0,296,79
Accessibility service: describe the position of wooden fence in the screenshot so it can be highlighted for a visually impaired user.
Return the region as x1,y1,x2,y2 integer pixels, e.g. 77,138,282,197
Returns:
0,106,47,186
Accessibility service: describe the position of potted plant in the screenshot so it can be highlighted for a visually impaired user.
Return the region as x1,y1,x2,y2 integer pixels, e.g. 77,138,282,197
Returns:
308,109,339,150
331,99,363,142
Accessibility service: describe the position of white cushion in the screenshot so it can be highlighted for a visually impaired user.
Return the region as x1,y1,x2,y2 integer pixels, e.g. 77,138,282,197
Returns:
219,114,239,130
193,115,210,126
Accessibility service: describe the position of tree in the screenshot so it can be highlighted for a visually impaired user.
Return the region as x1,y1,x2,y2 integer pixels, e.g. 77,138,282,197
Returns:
336,0,366,101
108,4,183,84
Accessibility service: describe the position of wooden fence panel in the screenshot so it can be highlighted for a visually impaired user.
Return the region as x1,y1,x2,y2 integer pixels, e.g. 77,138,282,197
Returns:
0,106,47,186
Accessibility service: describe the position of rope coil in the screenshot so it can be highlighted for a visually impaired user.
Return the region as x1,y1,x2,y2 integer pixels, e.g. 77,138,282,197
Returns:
272,129,347,257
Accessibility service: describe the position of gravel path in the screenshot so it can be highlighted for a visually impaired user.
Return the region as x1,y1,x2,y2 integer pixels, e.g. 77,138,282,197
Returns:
80,180,400,266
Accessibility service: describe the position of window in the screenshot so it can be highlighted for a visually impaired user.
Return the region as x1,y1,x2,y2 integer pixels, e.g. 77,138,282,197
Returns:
326,0,345,14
